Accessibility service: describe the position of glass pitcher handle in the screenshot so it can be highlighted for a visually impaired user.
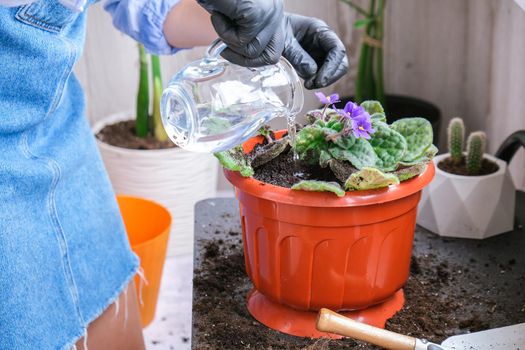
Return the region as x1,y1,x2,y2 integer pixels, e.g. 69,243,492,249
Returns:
205,39,228,61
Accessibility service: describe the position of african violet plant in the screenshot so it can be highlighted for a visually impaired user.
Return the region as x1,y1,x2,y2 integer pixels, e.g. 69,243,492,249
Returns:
215,92,437,197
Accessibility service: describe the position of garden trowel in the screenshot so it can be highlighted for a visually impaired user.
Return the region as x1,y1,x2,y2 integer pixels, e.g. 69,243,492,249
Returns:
316,308,525,350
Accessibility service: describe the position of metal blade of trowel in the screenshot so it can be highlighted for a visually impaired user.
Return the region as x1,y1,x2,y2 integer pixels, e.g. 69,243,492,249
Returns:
441,322,525,350
316,308,525,350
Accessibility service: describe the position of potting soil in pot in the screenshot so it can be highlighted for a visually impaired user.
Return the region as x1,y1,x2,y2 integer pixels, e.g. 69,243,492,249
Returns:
437,156,499,176
192,198,525,350
253,148,339,188
96,120,176,150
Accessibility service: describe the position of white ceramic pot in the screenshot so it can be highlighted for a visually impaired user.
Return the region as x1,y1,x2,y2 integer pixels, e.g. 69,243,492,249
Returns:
92,112,218,256
417,153,515,239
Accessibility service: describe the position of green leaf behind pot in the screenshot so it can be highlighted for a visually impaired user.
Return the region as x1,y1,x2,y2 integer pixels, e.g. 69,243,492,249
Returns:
292,180,346,197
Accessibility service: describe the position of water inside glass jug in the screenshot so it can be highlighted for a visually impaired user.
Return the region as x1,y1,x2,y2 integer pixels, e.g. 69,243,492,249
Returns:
161,39,304,153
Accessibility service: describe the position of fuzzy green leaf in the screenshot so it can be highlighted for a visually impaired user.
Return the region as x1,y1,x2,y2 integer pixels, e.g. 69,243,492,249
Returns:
332,134,357,150
295,126,328,164
371,112,387,123
394,163,427,182
313,119,326,127
344,167,400,191
319,150,333,168
292,180,345,197
369,122,407,171
360,100,385,115
399,144,438,167
391,118,433,162
214,147,254,177
329,138,378,169
326,119,344,132
294,126,335,165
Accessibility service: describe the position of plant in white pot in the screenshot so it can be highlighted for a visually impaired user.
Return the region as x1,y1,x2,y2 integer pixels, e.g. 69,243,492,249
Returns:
417,118,515,239
93,45,218,256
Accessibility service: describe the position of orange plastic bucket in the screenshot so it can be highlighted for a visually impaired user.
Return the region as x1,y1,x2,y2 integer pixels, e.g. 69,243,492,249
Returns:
224,131,435,337
117,195,171,327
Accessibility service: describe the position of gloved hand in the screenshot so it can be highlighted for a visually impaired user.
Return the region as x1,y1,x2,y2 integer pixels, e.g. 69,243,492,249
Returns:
197,0,285,66
197,0,348,89
282,13,349,90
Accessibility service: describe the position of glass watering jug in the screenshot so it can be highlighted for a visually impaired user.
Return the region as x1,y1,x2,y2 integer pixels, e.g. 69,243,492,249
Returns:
160,39,304,153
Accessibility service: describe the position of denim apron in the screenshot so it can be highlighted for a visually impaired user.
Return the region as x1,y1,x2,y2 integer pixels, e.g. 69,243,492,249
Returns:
0,2,139,349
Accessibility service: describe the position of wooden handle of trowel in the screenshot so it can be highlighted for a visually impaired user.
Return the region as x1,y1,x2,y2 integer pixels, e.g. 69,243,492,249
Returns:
316,308,416,350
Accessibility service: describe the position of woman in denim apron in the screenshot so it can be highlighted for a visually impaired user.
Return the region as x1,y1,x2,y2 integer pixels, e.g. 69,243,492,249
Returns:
0,0,347,348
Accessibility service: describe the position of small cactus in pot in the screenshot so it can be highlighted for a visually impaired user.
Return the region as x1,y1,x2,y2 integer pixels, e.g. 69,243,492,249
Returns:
448,117,464,165
466,131,486,175
418,118,517,239
441,118,495,176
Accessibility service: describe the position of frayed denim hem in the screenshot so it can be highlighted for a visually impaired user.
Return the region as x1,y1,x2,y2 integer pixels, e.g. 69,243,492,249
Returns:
61,255,140,350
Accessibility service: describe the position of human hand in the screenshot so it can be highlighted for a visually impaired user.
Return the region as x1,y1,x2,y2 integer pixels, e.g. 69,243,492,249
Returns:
197,0,285,66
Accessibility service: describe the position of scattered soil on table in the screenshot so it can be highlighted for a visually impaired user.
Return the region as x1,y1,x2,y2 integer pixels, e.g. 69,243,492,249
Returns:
96,120,176,150
193,234,525,349
438,156,498,176
252,149,339,188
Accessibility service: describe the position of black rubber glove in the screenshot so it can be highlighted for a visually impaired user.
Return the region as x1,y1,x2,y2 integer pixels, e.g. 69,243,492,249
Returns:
197,0,285,66
282,13,349,90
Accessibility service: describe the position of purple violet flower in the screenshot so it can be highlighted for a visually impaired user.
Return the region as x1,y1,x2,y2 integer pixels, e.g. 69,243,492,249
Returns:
338,101,363,119
351,114,375,139
338,101,375,139
315,92,341,105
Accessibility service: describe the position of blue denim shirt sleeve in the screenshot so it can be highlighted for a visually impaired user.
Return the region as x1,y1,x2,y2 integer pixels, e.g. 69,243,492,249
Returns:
104,0,182,55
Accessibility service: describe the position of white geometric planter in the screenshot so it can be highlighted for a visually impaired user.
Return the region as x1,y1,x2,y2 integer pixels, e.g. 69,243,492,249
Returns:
92,112,218,256
417,153,515,239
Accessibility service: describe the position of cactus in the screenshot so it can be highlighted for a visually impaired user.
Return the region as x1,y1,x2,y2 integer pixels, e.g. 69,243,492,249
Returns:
448,118,465,164
466,131,486,175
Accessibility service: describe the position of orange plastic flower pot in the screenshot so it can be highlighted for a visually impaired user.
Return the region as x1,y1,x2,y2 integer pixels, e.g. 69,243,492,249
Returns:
117,195,171,327
224,132,435,338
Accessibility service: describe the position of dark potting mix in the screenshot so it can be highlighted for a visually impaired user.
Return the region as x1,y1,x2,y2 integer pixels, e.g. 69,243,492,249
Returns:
96,120,176,150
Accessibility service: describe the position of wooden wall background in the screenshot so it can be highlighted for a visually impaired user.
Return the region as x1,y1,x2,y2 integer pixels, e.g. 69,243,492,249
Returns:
77,0,525,190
